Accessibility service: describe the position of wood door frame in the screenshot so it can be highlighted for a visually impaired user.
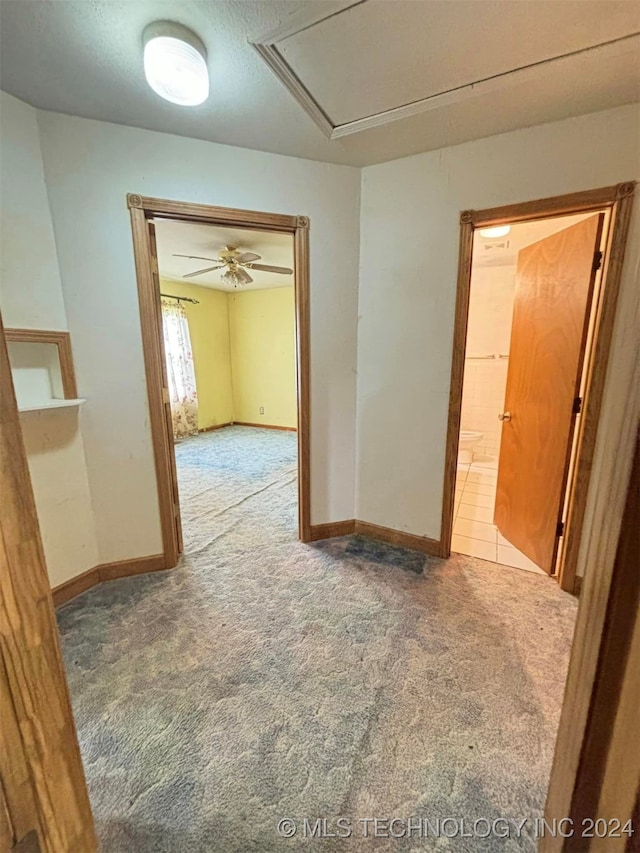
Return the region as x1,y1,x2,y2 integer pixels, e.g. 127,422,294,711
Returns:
5,327,79,399
127,193,311,569
0,313,97,851
441,182,636,593
544,425,640,851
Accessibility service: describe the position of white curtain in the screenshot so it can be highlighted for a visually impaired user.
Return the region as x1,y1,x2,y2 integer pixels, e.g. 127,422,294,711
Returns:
161,298,199,438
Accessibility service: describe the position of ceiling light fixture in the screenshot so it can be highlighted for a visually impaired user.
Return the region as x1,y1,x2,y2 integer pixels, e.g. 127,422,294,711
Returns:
221,266,252,288
143,21,209,106
479,225,511,239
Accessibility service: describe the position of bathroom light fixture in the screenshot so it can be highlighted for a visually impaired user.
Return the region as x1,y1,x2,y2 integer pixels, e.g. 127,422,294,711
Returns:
143,22,209,106
479,225,511,239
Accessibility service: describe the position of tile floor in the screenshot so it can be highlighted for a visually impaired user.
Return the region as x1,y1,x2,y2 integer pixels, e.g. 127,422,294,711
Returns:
453,456,546,575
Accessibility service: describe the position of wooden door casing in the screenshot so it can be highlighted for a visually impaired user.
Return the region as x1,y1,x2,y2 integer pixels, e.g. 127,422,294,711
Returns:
0,313,97,851
148,221,184,554
494,214,604,573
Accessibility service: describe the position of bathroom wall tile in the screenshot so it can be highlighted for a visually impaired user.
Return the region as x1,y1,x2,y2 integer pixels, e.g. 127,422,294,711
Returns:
454,517,497,543
497,546,546,575
470,460,498,472
463,481,496,497
461,491,495,509
457,503,495,524
452,533,498,562
468,471,497,486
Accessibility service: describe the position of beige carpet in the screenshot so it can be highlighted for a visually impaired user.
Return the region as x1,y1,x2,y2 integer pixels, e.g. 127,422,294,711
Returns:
58,426,577,851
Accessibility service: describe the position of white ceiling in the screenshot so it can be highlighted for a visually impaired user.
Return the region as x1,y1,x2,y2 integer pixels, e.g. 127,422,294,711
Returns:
154,219,294,292
0,1,638,167
472,212,596,268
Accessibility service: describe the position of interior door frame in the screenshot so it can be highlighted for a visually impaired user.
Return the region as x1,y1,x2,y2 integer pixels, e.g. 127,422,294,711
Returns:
127,194,312,569
440,182,636,593
0,312,97,851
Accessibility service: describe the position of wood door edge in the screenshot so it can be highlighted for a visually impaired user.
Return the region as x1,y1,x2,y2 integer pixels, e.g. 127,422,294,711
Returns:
558,186,637,593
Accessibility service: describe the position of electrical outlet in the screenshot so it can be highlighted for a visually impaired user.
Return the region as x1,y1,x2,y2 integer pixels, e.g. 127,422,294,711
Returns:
259,406,264,415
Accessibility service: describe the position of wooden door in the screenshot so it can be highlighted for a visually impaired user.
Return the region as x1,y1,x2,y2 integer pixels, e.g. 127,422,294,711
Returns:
148,221,183,554
494,214,604,573
0,315,97,851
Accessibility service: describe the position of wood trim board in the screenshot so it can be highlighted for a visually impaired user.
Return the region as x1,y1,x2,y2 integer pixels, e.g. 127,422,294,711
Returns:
5,327,79,399
561,429,640,850
464,183,632,227
52,554,167,607
440,216,474,558
128,194,299,231
560,187,636,595
0,314,97,851
308,519,441,557
543,427,640,851
233,422,297,432
51,512,465,607
128,194,312,563
354,521,443,556
441,182,636,594
198,423,233,433
130,208,180,567
308,520,355,541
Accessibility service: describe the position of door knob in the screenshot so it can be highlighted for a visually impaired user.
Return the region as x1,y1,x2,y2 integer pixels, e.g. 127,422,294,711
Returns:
498,411,512,422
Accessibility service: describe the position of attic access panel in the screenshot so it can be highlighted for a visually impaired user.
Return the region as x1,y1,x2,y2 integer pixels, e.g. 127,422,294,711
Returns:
254,0,640,137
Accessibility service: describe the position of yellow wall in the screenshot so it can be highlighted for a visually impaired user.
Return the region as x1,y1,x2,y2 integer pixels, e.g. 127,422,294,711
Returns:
160,279,233,429
228,287,297,428
159,280,297,430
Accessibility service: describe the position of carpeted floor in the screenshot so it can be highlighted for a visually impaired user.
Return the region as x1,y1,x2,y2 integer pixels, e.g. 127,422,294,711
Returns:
58,426,577,852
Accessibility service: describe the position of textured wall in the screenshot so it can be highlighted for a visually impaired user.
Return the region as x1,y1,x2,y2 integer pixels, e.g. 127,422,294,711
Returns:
0,92,98,586
357,104,640,539
228,287,297,429
38,110,360,561
461,264,515,459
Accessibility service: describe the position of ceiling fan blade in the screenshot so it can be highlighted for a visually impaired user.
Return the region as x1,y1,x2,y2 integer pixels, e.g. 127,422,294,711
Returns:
183,264,225,278
173,254,223,262
245,263,293,275
236,252,261,264
238,267,253,284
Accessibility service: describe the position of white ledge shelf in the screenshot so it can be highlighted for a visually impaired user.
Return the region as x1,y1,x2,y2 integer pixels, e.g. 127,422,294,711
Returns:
18,398,86,413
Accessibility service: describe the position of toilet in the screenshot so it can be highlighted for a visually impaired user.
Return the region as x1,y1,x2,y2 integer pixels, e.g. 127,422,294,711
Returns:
458,430,483,464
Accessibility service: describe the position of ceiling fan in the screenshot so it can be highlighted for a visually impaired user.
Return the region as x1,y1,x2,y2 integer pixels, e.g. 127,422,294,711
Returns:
173,245,293,286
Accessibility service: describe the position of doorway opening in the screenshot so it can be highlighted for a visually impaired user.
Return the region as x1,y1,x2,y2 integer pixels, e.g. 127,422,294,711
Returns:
153,218,298,554
441,183,635,593
127,195,311,568
454,211,608,576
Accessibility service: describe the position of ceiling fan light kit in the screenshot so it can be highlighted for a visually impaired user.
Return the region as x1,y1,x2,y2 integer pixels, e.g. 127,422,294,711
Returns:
143,21,209,106
174,245,293,287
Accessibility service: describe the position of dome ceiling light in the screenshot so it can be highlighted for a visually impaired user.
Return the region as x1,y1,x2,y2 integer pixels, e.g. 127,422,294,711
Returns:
143,22,209,106
479,225,512,239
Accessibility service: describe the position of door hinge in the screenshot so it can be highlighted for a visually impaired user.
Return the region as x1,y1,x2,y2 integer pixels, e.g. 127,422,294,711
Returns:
593,250,603,271
556,520,565,537
573,396,582,414
162,387,170,404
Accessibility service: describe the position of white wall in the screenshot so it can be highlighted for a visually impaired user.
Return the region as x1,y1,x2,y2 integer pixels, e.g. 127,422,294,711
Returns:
461,264,515,460
0,92,99,585
36,111,361,562
357,104,640,539
2,92,637,582
0,93,67,329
